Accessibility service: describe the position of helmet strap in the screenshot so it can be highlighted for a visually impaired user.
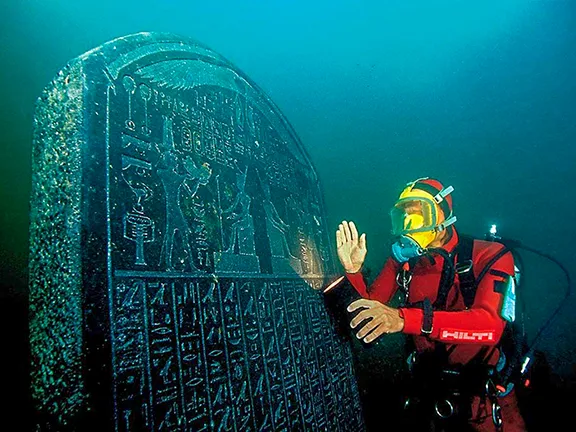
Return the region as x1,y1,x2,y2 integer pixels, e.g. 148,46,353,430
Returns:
433,185,454,204
437,215,457,232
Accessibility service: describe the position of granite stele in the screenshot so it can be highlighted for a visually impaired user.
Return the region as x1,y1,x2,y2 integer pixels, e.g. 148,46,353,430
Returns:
29,32,365,431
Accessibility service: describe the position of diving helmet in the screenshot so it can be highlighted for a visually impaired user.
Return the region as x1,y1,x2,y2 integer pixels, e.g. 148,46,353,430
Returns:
390,178,457,262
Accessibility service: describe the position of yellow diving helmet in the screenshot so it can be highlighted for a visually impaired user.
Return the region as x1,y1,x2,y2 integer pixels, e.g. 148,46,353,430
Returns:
390,178,457,262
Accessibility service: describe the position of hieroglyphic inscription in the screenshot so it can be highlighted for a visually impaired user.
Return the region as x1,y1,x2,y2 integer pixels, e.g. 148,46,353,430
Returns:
254,281,289,430
177,281,211,431
114,280,153,431
110,277,364,432
268,281,305,431
237,281,274,431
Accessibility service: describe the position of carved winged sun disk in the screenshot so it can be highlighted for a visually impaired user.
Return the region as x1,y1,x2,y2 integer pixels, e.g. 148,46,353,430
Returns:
136,59,247,93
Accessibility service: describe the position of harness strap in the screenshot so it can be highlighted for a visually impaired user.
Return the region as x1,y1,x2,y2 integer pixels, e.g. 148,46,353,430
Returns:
422,298,433,335
475,246,512,288
454,235,477,309
431,248,455,310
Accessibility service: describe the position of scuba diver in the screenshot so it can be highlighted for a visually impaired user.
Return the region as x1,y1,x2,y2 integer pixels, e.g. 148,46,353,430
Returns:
333,178,529,431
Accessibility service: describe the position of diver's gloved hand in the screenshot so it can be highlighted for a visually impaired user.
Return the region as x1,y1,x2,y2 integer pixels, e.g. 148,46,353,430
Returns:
347,299,405,343
336,220,367,273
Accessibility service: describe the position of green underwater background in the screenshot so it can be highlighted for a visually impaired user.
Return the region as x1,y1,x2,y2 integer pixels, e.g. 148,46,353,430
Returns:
1,0,575,430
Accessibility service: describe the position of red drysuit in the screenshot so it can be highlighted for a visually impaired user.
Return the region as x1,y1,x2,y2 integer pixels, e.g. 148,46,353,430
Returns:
346,228,526,431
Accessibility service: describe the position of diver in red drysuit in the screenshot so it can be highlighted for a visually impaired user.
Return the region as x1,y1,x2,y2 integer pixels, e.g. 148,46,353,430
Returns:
333,178,527,431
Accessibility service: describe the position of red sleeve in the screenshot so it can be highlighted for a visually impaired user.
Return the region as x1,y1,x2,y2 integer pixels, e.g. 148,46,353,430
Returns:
345,258,400,304
400,247,512,345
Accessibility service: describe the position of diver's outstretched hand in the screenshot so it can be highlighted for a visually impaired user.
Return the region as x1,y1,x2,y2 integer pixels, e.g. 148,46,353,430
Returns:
336,221,367,273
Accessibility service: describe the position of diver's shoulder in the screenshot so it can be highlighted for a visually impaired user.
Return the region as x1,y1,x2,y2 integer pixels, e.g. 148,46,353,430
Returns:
472,239,511,265
472,238,506,251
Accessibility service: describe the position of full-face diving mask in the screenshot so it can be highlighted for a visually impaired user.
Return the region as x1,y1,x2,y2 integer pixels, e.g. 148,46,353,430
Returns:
390,179,457,263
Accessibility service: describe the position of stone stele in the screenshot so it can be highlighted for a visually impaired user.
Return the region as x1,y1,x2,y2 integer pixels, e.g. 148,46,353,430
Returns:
28,32,365,431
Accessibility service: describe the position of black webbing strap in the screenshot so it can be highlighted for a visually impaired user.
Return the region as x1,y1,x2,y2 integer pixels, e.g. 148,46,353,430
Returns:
455,236,513,308
422,297,433,335
455,235,477,309
432,247,456,310
475,246,512,289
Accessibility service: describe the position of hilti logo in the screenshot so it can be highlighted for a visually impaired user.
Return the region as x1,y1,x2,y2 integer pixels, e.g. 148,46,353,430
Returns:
440,329,495,342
